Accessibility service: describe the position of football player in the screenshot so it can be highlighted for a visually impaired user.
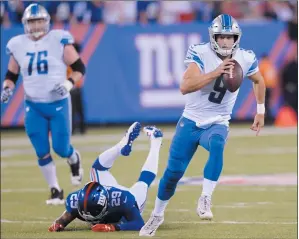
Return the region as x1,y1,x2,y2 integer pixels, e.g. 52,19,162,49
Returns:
140,14,266,236
1,4,85,204
48,123,163,232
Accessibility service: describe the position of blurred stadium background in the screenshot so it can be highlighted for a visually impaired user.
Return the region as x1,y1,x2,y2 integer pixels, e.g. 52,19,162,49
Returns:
1,1,298,239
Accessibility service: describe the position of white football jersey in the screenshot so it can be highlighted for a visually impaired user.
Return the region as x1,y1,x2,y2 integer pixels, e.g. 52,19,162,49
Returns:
183,43,259,127
6,30,74,103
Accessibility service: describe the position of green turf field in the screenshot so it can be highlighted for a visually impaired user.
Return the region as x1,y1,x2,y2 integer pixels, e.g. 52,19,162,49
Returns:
1,125,297,239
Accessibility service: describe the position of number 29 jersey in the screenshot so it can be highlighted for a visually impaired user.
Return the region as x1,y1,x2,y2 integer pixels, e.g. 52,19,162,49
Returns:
6,30,74,103
65,186,138,224
183,43,259,126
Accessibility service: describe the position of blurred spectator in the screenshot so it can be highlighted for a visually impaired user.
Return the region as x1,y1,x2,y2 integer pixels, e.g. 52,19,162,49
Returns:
3,0,25,24
71,1,104,24
219,1,244,19
287,6,298,42
1,0,297,25
50,1,72,24
259,54,278,124
191,2,215,22
69,42,86,135
160,1,194,24
281,56,298,115
136,0,160,24
103,1,136,25
262,1,278,21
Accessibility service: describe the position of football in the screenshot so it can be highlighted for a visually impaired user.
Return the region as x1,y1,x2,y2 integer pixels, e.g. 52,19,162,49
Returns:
222,59,243,92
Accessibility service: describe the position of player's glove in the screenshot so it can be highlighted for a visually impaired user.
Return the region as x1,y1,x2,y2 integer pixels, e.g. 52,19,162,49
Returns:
1,87,13,103
52,78,74,96
91,224,116,232
48,222,65,232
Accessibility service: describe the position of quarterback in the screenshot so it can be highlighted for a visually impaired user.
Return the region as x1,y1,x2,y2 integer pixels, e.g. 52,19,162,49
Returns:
140,14,266,236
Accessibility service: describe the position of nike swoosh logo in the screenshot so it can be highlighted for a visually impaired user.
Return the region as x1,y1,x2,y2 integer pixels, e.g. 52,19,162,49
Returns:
56,107,63,111
123,197,127,203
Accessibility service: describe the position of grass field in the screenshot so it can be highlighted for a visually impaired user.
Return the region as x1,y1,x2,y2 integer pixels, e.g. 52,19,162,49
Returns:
1,125,297,239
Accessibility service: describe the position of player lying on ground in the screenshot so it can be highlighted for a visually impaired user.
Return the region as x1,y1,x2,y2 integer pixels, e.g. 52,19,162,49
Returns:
1,3,84,205
140,14,266,237
48,122,163,232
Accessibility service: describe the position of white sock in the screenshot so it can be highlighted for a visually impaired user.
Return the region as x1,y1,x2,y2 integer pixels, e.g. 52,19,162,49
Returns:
153,197,169,216
67,149,79,165
98,144,121,169
201,178,217,198
39,161,61,191
141,138,162,175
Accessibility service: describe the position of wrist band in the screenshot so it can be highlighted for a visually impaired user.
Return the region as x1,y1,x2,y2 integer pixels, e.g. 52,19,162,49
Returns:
257,104,265,114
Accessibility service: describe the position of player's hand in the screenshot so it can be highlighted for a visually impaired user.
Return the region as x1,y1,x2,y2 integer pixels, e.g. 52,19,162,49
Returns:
1,87,13,103
52,80,74,96
214,59,235,77
250,114,264,136
52,83,69,96
48,222,65,232
91,224,116,232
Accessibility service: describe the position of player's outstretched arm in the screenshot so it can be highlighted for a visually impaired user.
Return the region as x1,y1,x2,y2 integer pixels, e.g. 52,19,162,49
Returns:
180,59,234,95
1,55,20,103
48,210,77,232
248,71,266,136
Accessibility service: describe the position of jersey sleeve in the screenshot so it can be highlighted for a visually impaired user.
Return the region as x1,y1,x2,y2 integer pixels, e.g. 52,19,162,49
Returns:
245,50,259,77
65,191,80,217
184,44,204,71
58,30,75,46
6,37,17,56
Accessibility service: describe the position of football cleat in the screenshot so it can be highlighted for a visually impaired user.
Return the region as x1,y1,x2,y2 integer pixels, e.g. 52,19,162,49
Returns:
139,213,164,237
119,122,141,156
46,188,64,205
143,126,163,139
197,195,213,220
68,150,84,186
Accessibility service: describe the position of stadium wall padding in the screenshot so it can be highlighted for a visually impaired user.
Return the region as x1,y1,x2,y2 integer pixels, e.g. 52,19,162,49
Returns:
1,22,289,126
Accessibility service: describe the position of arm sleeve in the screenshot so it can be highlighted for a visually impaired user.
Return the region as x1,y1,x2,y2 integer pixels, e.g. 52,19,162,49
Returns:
6,39,14,56
117,206,144,231
246,52,259,77
60,30,75,46
184,45,204,71
65,192,80,217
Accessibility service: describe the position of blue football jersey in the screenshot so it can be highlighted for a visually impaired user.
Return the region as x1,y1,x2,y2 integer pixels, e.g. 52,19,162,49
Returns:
65,185,144,230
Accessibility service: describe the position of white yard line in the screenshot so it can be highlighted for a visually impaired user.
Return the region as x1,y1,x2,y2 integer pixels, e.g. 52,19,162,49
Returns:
1,218,296,225
1,126,296,147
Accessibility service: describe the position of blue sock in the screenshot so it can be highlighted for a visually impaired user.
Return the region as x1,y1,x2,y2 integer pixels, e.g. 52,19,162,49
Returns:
204,135,225,181
92,158,109,171
138,171,156,187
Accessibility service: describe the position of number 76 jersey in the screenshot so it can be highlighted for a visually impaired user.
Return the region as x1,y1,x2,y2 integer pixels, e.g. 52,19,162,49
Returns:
6,30,74,103
183,43,259,126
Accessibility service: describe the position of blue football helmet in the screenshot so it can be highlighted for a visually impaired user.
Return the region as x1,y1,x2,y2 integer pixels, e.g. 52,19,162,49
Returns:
77,182,109,222
22,3,50,39
209,14,242,56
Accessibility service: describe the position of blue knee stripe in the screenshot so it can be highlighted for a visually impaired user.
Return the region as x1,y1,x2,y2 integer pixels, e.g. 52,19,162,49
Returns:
138,171,156,187
38,155,53,166
92,157,109,171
